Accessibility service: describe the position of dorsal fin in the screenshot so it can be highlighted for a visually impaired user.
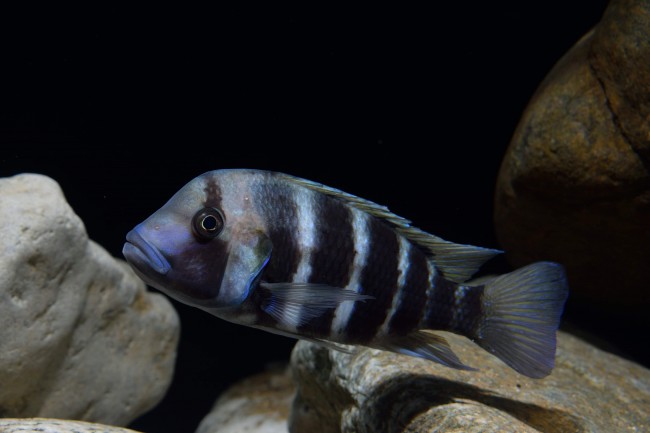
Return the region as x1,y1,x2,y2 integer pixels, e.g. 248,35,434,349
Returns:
406,230,502,283
280,173,502,283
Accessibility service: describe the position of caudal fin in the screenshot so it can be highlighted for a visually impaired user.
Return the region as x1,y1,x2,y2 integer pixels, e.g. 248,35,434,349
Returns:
474,262,569,378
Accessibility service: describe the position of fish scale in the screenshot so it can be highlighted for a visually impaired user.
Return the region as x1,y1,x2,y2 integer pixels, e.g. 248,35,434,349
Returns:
343,215,400,343
329,207,369,338
386,243,431,336
304,191,355,288
299,192,355,337
122,168,569,379
259,183,300,284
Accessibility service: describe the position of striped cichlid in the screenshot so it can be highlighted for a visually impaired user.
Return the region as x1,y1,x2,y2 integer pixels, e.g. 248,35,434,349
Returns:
123,169,568,378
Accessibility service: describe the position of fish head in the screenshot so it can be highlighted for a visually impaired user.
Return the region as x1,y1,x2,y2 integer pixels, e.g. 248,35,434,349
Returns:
122,170,272,310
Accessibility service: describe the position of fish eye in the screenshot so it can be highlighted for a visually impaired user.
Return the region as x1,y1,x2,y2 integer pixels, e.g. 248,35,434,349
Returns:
192,207,225,241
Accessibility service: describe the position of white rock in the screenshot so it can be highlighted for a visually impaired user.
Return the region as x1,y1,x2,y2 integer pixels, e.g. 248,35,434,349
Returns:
196,366,294,433
0,174,180,426
0,418,142,432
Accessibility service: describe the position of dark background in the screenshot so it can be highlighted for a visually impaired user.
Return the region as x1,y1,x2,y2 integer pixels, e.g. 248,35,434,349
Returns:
2,2,637,432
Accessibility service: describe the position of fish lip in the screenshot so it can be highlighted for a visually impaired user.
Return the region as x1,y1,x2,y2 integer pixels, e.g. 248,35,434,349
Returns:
123,229,171,275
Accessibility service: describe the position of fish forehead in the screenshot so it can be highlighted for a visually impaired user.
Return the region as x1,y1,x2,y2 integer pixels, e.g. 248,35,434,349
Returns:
160,169,268,229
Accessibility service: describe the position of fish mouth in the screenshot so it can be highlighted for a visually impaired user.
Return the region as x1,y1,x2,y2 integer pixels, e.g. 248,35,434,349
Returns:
123,229,171,275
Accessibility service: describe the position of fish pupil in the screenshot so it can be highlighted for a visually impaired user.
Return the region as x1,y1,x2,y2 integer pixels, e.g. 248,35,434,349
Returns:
192,207,224,240
202,215,218,231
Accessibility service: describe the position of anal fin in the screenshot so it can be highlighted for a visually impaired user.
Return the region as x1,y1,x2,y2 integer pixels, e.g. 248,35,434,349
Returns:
374,331,476,371
252,324,357,354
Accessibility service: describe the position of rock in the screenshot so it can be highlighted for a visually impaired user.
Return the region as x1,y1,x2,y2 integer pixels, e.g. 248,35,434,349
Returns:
0,418,143,433
0,174,180,426
493,0,650,308
290,332,650,432
195,365,294,433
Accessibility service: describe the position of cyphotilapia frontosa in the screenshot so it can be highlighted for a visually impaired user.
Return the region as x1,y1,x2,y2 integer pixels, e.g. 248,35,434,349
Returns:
123,169,569,378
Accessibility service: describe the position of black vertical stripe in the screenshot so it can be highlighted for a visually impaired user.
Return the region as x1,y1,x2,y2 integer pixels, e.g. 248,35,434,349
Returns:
425,273,458,330
257,182,301,284
344,217,400,343
249,179,302,329
308,194,355,287
203,176,223,209
298,194,355,338
386,246,430,335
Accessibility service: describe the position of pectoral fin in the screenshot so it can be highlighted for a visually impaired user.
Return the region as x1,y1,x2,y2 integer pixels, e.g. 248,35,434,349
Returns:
259,282,374,328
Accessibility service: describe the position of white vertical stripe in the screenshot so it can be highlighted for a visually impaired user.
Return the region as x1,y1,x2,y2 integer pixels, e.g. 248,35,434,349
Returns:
449,285,468,330
330,209,369,337
418,261,438,329
376,236,411,336
292,189,317,283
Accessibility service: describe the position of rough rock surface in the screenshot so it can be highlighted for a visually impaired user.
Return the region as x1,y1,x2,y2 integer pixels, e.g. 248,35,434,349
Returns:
494,0,650,308
0,174,180,426
196,366,294,433
290,331,650,432
0,418,142,433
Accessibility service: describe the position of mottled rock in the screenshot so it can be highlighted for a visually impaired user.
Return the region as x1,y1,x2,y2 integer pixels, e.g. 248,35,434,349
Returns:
290,332,650,432
494,0,650,308
0,418,142,433
0,174,180,426
196,366,293,433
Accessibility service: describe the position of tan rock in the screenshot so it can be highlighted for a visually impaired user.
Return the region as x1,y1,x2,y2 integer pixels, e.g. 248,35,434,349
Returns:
290,332,650,432
591,0,650,156
0,174,180,426
195,366,293,433
0,418,142,432
494,0,650,308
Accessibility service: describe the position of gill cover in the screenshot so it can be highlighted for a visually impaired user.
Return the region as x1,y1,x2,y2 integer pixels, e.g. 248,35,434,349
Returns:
217,229,272,307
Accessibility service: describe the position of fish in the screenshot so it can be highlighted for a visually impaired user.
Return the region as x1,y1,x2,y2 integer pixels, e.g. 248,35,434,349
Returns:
122,168,569,378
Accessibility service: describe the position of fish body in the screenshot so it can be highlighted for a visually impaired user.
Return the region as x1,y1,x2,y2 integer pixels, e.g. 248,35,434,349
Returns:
123,169,568,378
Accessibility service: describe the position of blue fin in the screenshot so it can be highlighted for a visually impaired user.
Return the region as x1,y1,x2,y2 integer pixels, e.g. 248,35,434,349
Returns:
423,239,501,283
252,324,358,354
260,282,374,328
375,331,476,371
473,261,569,378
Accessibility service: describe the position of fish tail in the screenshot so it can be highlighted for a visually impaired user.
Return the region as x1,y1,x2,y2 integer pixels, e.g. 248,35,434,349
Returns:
469,261,569,378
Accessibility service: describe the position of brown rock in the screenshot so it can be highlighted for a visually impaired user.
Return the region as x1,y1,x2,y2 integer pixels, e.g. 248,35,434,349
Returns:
494,0,650,308
591,0,650,156
289,332,650,432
